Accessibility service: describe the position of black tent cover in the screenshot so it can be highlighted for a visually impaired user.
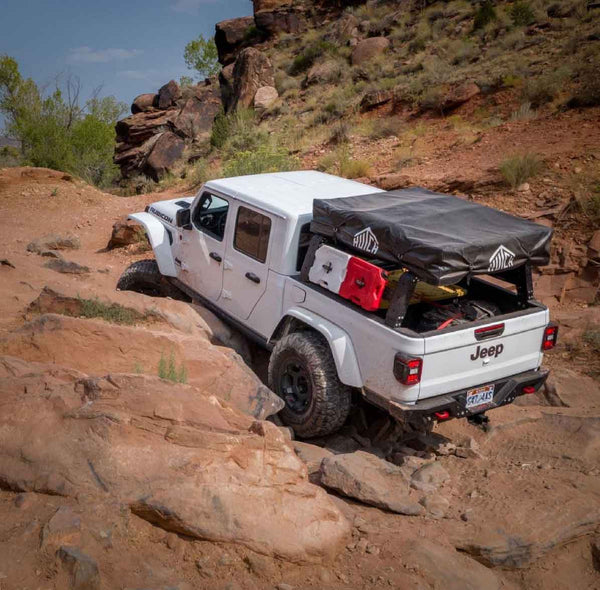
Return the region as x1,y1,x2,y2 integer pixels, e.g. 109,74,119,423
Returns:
311,187,553,286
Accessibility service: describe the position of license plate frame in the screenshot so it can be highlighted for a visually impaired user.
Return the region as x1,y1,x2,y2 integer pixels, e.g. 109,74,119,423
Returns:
465,384,495,409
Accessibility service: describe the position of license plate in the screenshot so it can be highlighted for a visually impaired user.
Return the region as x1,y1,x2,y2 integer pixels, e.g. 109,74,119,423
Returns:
466,384,495,409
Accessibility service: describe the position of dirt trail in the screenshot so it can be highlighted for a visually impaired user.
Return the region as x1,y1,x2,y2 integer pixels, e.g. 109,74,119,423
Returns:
0,166,599,589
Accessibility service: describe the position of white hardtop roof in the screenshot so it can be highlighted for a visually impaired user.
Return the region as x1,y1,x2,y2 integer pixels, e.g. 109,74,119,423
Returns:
204,171,383,219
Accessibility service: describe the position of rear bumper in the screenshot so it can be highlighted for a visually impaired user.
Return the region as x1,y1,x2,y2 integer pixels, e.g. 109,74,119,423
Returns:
367,368,549,425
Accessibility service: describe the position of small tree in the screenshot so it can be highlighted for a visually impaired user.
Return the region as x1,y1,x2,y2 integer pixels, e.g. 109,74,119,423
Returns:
184,35,219,80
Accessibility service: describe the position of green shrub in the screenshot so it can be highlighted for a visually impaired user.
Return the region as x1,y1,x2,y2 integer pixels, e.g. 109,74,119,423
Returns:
0,145,20,167
77,297,145,325
522,68,569,107
158,351,187,384
288,40,337,76
223,145,297,177
499,153,543,188
210,108,266,155
583,329,600,351
187,158,222,187
318,145,371,179
568,62,600,108
0,56,126,187
369,117,403,140
576,185,600,224
473,1,497,31
183,34,219,79
510,102,536,121
442,39,478,66
500,29,526,51
510,1,536,26
329,121,350,145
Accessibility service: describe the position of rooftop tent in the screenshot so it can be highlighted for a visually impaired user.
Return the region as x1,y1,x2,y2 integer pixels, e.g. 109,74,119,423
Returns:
311,187,553,286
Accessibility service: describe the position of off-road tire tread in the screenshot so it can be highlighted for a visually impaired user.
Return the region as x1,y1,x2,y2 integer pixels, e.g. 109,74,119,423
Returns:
117,259,174,297
268,331,352,438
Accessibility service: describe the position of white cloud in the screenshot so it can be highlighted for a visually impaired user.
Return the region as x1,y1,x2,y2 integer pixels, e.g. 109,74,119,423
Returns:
170,0,216,15
117,69,157,81
67,47,143,64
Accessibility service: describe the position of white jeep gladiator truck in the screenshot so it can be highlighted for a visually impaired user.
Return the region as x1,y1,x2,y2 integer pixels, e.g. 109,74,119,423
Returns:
118,171,557,438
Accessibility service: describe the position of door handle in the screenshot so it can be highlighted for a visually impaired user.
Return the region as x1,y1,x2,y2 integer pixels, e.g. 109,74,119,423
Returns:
209,252,222,263
245,272,261,284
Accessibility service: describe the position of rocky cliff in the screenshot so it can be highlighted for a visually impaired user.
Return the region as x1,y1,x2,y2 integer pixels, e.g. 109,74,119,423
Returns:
113,0,368,180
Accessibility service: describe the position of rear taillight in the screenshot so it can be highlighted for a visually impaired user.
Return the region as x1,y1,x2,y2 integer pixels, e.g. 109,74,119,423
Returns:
393,354,422,385
542,323,558,351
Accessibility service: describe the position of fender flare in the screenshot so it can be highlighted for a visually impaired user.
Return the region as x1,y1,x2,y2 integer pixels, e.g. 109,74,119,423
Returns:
129,212,177,277
271,309,363,388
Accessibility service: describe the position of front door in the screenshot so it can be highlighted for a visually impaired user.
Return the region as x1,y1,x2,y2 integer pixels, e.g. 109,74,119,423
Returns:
221,204,272,320
180,192,229,301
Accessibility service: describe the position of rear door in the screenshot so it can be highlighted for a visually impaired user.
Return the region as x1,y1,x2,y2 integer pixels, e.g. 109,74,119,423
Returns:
418,309,548,400
179,192,229,301
220,203,273,320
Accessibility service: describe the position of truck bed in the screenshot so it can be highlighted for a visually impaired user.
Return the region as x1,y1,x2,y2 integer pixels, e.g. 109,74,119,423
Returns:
284,275,548,404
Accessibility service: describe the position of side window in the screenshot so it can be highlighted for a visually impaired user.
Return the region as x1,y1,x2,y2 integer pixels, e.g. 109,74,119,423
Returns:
192,193,229,241
234,206,272,263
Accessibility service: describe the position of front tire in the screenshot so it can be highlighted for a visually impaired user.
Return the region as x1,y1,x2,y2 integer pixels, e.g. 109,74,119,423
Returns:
117,259,176,298
268,331,352,438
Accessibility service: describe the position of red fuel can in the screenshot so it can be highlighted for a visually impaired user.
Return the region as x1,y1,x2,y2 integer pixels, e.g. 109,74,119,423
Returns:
339,257,388,311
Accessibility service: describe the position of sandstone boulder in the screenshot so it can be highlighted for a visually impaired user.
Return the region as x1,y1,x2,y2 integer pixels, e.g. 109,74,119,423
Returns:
456,496,600,568
254,85,279,110
106,217,144,249
173,87,221,140
398,539,503,590
57,546,101,590
12,285,284,419
293,441,334,481
255,7,304,35
215,16,256,65
0,309,281,419
331,13,359,42
115,110,176,145
43,258,90,275
351,37,390,65
131,93,157,114
157,80,182,109
320,451,423,515
411,461,450,492
0,357,350,562
219,63,236,112
231,48,275,111
304,61,341,87
144,132,185,181
27,233,80,253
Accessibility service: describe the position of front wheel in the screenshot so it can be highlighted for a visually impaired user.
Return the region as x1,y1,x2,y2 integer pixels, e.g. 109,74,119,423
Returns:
117,259,178,298
268,331,352,438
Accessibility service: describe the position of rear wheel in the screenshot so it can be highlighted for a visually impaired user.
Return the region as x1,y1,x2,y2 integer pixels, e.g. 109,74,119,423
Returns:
117,259,177,298
268,331,352,438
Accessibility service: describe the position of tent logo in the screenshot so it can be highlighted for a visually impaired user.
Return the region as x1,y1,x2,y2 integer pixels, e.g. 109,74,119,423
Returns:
488,245,515,272
353,227,379,255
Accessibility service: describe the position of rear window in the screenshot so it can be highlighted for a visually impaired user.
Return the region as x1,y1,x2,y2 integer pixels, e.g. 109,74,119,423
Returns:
234,206,272,263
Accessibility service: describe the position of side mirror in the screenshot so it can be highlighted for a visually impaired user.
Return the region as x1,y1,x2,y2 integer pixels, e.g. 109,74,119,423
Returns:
176,208,191,229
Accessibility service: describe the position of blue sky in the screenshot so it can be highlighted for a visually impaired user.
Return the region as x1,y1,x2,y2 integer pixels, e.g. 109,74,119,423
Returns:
1,0,251,128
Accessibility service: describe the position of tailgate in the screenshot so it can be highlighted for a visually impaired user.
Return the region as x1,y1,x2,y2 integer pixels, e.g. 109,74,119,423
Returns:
418,309,549,400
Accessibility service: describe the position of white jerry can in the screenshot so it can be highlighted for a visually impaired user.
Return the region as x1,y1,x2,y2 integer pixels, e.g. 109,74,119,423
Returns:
308,244,352,294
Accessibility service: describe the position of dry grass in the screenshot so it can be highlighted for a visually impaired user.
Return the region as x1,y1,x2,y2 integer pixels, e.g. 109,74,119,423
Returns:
500,153,543,188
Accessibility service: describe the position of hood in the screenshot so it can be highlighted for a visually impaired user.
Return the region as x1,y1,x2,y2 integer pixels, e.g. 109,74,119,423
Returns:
146,197,194,227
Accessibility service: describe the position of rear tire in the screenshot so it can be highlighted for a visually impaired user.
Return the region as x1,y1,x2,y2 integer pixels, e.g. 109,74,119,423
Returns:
117,259,177,298
268,331,352,438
